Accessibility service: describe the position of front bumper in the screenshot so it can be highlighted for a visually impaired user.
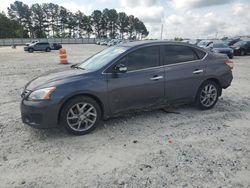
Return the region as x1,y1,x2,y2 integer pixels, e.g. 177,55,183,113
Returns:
20,99,61,129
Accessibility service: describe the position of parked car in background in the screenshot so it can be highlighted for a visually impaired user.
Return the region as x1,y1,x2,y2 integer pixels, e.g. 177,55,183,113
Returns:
227,37,241,46
25,40,39,46
197,40,213,48
51,43,62,50
231,40,250,56
209,42,234,59
188,39,201,45
99,40,105,45
107,39,121,46
24,42,52,53
181,39,189,43
20,41,233,135
95,39,101,45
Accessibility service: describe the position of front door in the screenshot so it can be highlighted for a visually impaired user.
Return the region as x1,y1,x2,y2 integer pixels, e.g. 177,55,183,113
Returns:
106,45,165,114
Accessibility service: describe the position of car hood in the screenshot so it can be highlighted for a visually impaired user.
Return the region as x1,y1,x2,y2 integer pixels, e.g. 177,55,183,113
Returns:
26,67,91,91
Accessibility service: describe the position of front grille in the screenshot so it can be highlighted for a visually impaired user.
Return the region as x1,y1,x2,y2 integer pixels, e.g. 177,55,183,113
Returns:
21,89,31,98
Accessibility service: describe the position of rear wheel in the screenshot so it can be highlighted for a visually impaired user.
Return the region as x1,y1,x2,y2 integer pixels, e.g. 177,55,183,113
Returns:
195,80,220,110
28,48,33,53
60,96,101,135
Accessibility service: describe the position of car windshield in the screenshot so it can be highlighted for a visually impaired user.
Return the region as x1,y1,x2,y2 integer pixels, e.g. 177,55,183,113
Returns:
213,43,228,48
234,41,246,46
78,46,127,71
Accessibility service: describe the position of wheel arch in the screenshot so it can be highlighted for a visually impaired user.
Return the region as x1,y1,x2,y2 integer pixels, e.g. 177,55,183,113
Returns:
199,78,222,96
57,93,105,124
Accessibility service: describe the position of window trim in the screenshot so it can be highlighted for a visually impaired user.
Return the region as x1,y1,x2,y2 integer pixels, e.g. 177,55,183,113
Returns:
102,44,208,74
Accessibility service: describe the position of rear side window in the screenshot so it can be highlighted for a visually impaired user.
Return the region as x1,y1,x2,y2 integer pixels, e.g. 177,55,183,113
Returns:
120,46,160,71
163,45,198,65
38,43,48,45
194,49,206,59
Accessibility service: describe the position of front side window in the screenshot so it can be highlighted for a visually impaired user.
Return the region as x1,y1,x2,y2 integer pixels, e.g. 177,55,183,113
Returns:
163,45,198,65
118,46,160,71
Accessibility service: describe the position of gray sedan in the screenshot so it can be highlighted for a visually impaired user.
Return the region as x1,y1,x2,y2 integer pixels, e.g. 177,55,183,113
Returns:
20,41,233,135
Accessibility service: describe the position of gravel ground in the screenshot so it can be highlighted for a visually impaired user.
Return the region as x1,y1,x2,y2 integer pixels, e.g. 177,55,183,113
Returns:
0,44,249,188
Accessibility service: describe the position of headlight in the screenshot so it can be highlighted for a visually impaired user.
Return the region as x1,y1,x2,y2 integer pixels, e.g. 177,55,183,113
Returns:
28,87,56,100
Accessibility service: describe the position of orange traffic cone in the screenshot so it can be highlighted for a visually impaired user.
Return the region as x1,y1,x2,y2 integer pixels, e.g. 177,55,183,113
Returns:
59,48,68,64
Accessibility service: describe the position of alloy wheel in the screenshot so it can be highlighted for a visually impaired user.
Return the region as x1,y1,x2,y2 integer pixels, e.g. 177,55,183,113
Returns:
200,84,218,107
66,102,97,132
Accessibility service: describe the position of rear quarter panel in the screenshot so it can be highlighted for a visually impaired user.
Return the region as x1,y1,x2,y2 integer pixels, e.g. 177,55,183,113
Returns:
204,53,233,88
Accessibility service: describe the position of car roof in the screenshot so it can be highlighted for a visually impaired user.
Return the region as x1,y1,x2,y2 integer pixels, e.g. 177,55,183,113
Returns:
117,40,199,49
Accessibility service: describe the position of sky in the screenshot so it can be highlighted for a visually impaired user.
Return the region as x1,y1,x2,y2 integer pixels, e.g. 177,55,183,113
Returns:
1,0,250,39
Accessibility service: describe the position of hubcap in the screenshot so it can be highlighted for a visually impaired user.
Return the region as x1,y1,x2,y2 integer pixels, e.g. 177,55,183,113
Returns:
67,103,97,131
200,84,217,107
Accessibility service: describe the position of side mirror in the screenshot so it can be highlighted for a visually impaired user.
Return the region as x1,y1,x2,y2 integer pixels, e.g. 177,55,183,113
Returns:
114,64,127,73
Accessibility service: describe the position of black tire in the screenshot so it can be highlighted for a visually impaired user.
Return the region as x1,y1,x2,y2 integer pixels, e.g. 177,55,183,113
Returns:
240,49,246,56
45,47,51,52
28,48,33,53
195,80,220,110
60,96,101,135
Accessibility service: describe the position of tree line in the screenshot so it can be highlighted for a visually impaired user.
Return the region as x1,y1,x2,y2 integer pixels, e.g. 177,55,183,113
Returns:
0,1,149,39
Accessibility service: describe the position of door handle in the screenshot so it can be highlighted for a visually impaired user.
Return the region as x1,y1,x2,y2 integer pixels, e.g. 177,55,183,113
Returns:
193,69,204,74
150,75,163,81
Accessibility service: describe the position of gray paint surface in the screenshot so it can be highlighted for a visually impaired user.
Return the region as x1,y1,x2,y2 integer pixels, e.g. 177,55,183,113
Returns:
21,41,233,128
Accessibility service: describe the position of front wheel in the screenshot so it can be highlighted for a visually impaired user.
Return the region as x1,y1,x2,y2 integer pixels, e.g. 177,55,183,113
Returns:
28,48,33,53
45,47,51,52
60,96,101,135
195,80,220,110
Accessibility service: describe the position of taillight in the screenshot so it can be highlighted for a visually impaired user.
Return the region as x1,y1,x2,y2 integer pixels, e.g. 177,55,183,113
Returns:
224,59,234,70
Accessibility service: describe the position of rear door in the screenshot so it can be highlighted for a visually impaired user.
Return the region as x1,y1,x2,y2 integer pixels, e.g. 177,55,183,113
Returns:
163,45,207,103
106,45,165,114
35,43,43,50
